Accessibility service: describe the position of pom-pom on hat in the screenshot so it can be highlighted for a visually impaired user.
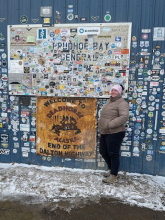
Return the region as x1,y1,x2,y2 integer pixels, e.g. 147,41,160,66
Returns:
111,85,122,94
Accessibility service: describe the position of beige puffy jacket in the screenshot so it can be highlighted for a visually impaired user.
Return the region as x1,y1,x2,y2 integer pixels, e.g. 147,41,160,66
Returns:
98,94,129,134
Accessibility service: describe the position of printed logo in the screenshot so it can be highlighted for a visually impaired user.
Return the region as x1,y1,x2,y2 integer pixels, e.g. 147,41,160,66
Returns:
79,28,84,34
37,28,47,40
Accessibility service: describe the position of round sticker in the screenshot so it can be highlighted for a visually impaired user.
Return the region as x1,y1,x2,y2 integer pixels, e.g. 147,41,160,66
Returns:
2,53,6,58
67,13,74,20
155,50,160,56
142,34,148,39
148,106,155,111
136,98,142,104
47,157,51,161
134,129,140,135
160,69,164,75
110,43,116,49
132,36,137,42
20,15,28,24
104,14,111,22
147,129,153,134
149,95,155,101
146,155,152,161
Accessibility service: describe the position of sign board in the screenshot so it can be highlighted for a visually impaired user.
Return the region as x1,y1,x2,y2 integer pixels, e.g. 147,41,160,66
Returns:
8,23,132,97
36,97,97,158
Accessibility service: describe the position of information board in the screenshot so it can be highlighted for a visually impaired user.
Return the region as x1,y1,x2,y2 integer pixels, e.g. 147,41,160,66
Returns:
8,23,132,98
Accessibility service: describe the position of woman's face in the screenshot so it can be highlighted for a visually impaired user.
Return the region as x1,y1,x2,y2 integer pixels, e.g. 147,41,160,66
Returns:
111,89,120,97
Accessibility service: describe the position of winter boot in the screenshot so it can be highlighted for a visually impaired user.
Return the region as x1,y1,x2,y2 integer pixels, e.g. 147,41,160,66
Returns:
102,174,118,184
103,171,111,177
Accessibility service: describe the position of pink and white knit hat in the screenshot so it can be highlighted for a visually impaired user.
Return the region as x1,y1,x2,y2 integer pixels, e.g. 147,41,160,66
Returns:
111,85,122,94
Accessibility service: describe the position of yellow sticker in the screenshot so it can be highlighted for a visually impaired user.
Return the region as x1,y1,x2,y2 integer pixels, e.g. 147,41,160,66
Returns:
13,53,18,59
0,123,2,127
60,85,64,89
23,57,28,62
47,67,51,72
44,18,50,23
40,88,46,91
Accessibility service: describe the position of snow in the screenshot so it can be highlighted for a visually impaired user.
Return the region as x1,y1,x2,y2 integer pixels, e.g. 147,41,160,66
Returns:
0,163,165,211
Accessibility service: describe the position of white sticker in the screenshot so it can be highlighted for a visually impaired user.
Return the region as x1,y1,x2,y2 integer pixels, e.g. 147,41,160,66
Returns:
22,152,28,157
146,155,152,161
13,149,17,153
121,152,131,157
159,129,165,133
121,146,130,151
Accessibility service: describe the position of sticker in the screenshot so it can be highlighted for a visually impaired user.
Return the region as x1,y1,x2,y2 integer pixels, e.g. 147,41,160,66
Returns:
91,16,99,21
132,36,137,41
22,152,28,157
31,19,39,23
142,34,148,39
67,13,74,20
142,29,151,33
155,50,160,56
146,155,152,161
13,149,17,153
47,157,51,161
147,129,153,134
2,53,6,58
104,14,111,22
149,95,155,101
148,112,154,117
37,28,47,40
20,15,28,24
121,152,131,157
31,149,36,153
78,27,100,35
148,106,155,111
44,18,50,23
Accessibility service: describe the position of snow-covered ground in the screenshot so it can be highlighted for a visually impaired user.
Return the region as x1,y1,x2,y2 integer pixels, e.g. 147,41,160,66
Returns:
0,163,165,212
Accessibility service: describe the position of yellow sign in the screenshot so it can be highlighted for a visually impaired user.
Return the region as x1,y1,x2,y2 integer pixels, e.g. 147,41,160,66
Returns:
36,97,97,158
44,18,50,23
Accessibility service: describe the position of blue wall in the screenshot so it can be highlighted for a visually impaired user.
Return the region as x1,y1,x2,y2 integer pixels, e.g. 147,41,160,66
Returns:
0,0,165,176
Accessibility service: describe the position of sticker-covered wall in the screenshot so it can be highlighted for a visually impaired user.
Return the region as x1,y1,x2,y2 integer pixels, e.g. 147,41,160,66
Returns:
0,0,165,176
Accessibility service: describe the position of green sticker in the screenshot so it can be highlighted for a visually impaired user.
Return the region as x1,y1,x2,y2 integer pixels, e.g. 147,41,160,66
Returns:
104,14,111,22
20,15,28,24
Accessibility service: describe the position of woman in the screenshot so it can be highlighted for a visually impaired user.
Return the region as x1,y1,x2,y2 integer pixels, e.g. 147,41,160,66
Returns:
98,85,129,184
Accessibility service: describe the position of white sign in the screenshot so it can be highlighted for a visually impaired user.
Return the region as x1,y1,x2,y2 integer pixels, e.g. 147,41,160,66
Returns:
153,27,165,41
9,60,24,73
78,27,100,35
20,124,30,132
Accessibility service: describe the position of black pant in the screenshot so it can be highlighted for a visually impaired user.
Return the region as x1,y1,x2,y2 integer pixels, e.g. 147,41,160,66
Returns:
99,132,125,176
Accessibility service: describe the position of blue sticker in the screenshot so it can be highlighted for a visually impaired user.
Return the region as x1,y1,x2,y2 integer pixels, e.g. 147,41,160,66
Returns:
115,37,121,41
49,31,55,37
37,28,47,40
160,146,165,151
108,50,112,55
57,35,61,40
68,9,73,13
110,43,116,49
29,47,34,53
43,41,48,46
